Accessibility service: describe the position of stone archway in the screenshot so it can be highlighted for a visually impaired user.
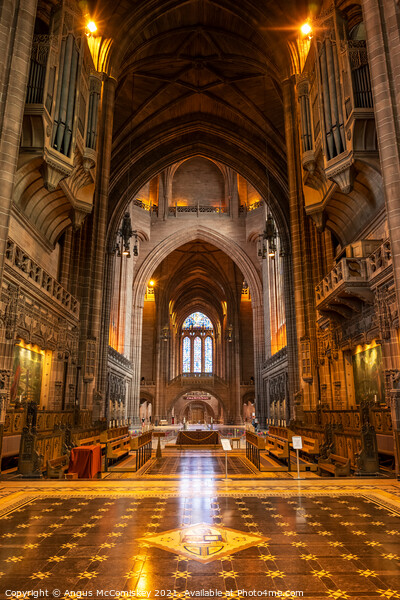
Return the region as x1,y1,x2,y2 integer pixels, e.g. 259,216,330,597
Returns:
139,392,153,425
128,227,264,423
170,391,223,425
182,401,214,425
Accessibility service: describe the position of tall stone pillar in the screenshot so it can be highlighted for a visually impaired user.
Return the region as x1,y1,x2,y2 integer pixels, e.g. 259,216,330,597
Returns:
59,227,73,289
0,0,37,288
0,2,37,433
253,301,266,427
282,247,298,422
282,78,317,418
362,0,400,475
85,75,116,417
129,302,143,427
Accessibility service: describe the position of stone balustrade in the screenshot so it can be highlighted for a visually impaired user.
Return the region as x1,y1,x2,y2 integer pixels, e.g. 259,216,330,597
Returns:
315,240,393,316
366,238,392,281
168,205,228,215
5,239,79,317
133,198,158,214
316,257,368,304
315,257,371,318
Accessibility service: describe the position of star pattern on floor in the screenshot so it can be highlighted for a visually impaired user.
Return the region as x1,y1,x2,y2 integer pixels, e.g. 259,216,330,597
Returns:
0,485,398,599
378,591,400,599
327,591,350,599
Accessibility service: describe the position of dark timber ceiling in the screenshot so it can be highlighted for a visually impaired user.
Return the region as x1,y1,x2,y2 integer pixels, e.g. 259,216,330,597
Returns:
152,240,244,326
86,0,311,227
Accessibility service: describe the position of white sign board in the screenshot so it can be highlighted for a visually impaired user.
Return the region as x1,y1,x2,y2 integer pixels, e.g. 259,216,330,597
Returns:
292,436,303,450
221,438,232,452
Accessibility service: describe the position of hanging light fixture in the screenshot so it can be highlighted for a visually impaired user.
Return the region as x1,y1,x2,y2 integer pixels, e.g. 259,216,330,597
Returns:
114,212,136,258
258,215,277,259
260,77,277,260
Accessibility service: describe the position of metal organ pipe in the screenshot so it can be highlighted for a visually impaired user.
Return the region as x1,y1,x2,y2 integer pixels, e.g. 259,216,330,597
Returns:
63,43,79,155
319,43,334,159
51,37,66,146
332,40,345,149
54,33,74,152
325,38,343,156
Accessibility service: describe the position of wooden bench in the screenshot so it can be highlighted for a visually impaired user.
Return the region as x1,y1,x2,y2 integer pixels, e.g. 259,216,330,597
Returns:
301,436,319,455
106,434,131,467
267,437,289,462
100,426,129,444
268,426,295,441
47,454,70,479
78,435,104,448
318,454,350,477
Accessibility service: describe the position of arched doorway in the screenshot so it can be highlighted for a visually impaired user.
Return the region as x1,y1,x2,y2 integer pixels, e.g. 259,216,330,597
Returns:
172,391,223,424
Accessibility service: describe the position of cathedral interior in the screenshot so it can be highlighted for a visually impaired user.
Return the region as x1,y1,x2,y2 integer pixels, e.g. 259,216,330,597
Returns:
1,0,400,597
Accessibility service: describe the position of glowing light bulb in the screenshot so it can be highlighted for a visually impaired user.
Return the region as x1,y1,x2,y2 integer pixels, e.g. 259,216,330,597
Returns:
149,280,155,287
87,21,97,34
301,22,312,36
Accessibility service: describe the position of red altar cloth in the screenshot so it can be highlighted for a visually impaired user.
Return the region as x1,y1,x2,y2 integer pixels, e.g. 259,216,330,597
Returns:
69,444,101,478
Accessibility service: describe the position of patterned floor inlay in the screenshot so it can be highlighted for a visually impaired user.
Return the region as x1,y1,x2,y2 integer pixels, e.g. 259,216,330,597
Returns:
138,523,268,562
0,481,398,598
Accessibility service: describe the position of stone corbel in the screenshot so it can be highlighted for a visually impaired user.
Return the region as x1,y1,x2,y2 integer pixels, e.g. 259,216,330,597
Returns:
69,208,89,231
309,209,326,233
41,149,73,192
325,156,355,193
302,150,316,174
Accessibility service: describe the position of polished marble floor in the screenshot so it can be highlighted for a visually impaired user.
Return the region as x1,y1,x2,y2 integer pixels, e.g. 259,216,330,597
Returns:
107,451,263,479
106,450,293,480
0,478,399,599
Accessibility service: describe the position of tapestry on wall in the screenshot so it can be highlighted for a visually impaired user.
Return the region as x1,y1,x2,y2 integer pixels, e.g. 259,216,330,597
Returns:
10,345,43,404
352,344,384,405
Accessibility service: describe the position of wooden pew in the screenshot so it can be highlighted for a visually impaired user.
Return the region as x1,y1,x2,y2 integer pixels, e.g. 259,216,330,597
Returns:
105,434,131,468
245,431,266,470
301,436,319,455
77,434,103,447
268,437,289,463
47,454,69,479
268,426,295,441
265,426,294,455
130,431,153,471
100,426,129,444
318,453,351,477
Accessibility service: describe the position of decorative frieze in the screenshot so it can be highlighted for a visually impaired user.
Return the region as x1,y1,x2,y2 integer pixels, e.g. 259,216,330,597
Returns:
5,239,79,318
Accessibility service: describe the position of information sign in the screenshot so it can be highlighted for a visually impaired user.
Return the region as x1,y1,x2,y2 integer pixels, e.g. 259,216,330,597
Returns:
221,438,232,452
292,436,303,450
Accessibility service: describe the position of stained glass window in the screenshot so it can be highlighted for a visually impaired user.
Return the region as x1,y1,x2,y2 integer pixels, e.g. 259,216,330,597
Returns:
204,336,213,373
193,337,202,372
183,312,213,329
183,337,191,373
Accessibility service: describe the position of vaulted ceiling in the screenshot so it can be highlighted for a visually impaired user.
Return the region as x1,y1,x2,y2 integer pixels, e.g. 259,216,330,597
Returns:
86,0,311,230
151,240,244,327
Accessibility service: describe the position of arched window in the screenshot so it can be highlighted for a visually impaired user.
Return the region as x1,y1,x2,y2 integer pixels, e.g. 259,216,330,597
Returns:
181,312,214,373
204,337,213,373
183,312,213,329
193,337,202,372
182,337,191,373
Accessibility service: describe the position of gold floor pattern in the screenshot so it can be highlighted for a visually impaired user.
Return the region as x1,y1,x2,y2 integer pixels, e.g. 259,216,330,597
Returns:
0,480,399,599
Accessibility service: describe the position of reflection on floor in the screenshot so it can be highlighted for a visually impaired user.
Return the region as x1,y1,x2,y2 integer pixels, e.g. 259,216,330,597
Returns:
106,450,293,479
105,450,299,479
0,479,399,598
